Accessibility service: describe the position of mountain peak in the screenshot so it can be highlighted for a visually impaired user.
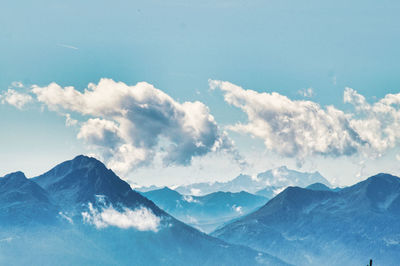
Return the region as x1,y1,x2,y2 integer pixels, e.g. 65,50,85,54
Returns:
368,173,399,182
1,171,29,188
306,182,331,191
70,154,105,169
3,171,27,181
33,155,133,206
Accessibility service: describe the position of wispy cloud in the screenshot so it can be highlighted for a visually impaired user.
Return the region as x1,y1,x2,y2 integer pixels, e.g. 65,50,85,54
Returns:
0,89,33,109
58,43,79,50
298,88,314,98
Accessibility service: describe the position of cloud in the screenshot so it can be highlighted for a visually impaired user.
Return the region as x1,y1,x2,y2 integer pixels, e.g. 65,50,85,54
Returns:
31,79,244,174
344,87,400,155
59,212,74,224
65,113,78,127
232,205,243,214
58,43,79,50
183,195,199,203
11,81,24,88
82,202,161,232
1,89,32,109
190,188,202,196
298,88,314,98
210,80,400,162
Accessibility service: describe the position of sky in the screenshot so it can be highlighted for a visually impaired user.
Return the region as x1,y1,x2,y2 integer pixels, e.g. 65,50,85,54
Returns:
1,0,400,187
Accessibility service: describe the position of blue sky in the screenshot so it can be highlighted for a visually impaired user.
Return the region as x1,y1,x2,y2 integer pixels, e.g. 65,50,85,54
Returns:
1,0,400,187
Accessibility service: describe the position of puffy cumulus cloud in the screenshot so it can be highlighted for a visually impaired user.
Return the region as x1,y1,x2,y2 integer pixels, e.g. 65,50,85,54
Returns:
82,203,161,232
210,80,400,162
210,80,364,162
344,88,400,155
32,79,244,173
0,89,33,109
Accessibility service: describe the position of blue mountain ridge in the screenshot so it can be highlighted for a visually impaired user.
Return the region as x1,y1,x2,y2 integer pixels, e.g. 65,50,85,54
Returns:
0,155,289,266
142,187,268,233
212,173,400,266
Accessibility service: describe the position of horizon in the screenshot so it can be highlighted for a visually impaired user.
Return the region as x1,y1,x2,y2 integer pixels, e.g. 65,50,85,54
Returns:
2,153,396,190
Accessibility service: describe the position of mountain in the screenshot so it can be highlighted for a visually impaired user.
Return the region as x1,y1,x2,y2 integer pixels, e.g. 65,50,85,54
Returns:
0,171,57,226
212,173,400,266
0,155,288,266
33,155,159,215
175,166,330,196
142,187,268,233
305,182,331,191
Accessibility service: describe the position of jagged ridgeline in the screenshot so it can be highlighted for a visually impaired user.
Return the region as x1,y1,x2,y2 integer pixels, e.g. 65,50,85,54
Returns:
0,155,288,266
212,173,400,265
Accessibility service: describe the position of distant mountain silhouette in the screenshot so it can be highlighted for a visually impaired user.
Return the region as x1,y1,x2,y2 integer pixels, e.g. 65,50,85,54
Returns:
172,166,330,196
142,187,268,233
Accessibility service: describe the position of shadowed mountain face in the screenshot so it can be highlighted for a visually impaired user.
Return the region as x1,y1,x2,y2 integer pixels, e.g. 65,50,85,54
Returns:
33,155,160,215
0,155,289,266
172,166,330,196
142,187,268,233
212,173,400,266
0,171,57,226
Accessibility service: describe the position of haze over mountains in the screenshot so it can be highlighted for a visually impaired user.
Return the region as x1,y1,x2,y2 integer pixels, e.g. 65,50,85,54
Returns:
0,155,288,266
1,155,399,265
142,187,268,233
171,166,330,196
213,173,400,265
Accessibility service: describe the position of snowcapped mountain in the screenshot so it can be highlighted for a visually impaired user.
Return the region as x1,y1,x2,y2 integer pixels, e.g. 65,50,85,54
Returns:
0,155,289,266
142,187,268,233
173,166,330,196
212,173,400,266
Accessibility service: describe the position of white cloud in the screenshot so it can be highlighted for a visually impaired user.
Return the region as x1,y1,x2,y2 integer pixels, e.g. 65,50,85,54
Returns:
190,188,202,196
11,81,24,88
58,43,79,50
1,89,32,109
183,195,199,203
65,113,78,127
344,87,400,155
210,80,400,162
59,212,74,224
31,79,245,174
298,88,314,98
82,202,161,232
232,205,243,214
210,80,364,162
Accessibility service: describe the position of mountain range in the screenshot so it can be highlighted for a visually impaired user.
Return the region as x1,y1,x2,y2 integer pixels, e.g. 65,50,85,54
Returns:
142,187,268,233
212,173,400,265
169,166,330,196
0,155,288,266
2,154,399,265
